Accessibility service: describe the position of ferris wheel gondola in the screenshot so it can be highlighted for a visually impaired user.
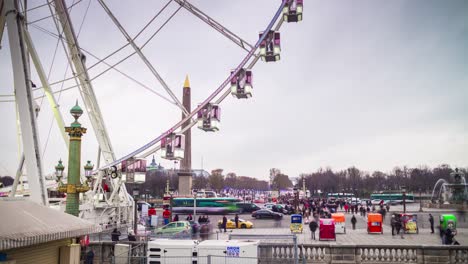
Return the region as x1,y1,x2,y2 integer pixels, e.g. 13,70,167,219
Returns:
121,158,147,183
160,133,185,160
197,103,221,132
283,0,303,23
259,30,281,62
230,68,253,99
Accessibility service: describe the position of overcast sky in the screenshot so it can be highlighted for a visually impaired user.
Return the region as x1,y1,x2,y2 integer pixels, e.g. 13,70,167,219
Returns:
0,0,467,181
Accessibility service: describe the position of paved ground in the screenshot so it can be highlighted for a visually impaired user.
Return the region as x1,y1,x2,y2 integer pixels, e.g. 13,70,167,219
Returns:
213,225,468,246
148,204,468,245
202,204,468,245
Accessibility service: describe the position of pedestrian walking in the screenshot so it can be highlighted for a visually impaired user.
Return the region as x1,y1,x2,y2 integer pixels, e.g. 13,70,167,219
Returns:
351,215,357,230
396,217,404,239
162,208,171,225
235,214,239,228
222,215,227,232
429,214,435,234
391,215,396,236
111,228,121,242
309,220,318,240
186,214,193,221
84,249,94,264
381,208,387,219
128,231,136,241
444,228,454,245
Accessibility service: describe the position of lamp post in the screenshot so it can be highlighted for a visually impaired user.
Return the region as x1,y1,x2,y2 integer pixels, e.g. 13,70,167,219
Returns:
419,188,423,212
55,102,91,216
293,187,299,214
55,159,65,186
402,186,407,213
302,177,306,197
193,189,198,220
84,160,94,186
169,188,174,221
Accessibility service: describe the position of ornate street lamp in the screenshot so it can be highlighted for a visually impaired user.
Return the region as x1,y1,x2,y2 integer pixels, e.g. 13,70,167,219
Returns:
56,102,91,216
169,188,175,221
293,187,299,214
419,187,423,212
193,189,198,219
401,186,407,213
84,160,94,186
55,159,66,191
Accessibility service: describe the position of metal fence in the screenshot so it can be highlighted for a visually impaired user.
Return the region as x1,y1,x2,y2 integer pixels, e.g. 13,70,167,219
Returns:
108,255,288,264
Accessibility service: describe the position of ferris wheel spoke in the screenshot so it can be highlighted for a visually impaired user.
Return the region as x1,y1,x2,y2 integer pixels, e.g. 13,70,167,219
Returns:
97,0,191,117
174,0,256,57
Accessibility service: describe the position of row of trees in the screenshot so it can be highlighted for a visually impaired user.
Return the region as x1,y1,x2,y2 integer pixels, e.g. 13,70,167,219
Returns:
2,164,465,199
297,165,466,197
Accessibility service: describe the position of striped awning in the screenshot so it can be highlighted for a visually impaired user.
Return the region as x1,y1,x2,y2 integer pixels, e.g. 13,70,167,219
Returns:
0,198,101,250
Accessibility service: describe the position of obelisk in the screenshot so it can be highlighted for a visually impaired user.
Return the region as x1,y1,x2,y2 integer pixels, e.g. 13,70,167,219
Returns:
178,75,193,195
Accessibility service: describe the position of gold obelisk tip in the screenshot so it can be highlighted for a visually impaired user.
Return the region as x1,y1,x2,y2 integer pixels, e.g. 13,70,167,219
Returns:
183,74,190,88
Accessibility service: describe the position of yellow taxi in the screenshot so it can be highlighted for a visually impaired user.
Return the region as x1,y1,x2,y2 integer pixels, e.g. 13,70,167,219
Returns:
218,218,254,229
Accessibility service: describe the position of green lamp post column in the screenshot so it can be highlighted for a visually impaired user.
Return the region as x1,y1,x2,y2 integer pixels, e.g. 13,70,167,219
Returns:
64,101,88,216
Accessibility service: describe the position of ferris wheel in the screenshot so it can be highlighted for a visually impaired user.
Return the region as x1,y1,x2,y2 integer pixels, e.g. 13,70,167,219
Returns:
0,0,303,227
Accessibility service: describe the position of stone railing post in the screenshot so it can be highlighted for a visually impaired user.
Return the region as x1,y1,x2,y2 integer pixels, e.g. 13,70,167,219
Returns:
422,246,450,264
330,244,356,263
416,247,424,264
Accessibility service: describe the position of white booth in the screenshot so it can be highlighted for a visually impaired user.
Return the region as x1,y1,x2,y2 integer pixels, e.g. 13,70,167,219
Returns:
147,240,198,264
197,240,259,264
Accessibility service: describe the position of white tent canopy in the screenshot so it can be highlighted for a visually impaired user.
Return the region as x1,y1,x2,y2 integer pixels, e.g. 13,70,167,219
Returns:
0,198,101,250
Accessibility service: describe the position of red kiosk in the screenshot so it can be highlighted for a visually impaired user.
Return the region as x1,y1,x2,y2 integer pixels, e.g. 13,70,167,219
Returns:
367,213,383,234
319,218,336,241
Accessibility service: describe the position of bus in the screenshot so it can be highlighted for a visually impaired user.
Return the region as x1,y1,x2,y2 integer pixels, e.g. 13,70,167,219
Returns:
370,193,415,203
171,197,241,214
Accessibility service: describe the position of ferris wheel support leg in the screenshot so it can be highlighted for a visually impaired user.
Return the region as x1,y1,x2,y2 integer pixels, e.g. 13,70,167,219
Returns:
9,154,25,197
5,0,48,206
53,0,116,165
108,178,122,205
23,28,69,148
0,0,5,49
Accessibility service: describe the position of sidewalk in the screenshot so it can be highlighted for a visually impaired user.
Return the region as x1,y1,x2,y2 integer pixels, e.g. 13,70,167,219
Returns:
217,227,467,246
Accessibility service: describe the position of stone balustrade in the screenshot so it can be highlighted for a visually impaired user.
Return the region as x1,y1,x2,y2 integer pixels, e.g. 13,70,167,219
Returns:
259,243,468,264
87,241,467,264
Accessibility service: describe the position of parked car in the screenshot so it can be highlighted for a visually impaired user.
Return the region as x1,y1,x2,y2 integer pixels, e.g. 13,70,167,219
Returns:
263,203,276,209
217,218,254,229
236,202,261,213
155,221,191,235
350,198,361,206
360,199,370,205
252,209,283,219
264,204,288,214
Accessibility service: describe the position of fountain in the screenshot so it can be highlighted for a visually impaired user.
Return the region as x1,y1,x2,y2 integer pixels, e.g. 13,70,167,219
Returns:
430,168,468,209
